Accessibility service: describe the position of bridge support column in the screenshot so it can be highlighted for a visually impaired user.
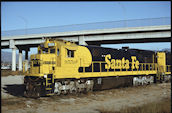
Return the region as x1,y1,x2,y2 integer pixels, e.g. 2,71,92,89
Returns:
12,47,17,71
10,39,17,71
24,48,29,71
79,36,87,45
18,49,23,71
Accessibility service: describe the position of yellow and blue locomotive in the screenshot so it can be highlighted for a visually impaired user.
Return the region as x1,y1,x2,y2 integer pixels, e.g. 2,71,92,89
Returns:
24,38,171,97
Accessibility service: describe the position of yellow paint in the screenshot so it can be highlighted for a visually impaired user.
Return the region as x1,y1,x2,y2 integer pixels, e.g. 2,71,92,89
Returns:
25,39,171,79
157,52,166,72
105,55,139,70
131,56,139,69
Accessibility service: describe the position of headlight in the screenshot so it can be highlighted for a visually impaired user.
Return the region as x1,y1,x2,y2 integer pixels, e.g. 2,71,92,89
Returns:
44,74,47,78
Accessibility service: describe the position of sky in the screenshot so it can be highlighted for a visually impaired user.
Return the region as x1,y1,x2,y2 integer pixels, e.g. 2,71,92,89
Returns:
1,1,171,56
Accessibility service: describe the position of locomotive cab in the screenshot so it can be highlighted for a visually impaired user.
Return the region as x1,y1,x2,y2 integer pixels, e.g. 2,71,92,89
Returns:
28,39,58,77
24,39,93,97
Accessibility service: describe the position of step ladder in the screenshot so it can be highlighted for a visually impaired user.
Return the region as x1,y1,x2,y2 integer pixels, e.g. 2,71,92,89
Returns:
156,66,165,82
45,74,54,96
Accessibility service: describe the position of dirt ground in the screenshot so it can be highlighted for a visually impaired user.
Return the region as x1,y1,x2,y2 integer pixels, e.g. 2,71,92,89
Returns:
1,75,171,113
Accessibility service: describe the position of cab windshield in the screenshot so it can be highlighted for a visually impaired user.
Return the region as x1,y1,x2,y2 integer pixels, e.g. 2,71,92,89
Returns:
39,43,57,54
39,47,55,54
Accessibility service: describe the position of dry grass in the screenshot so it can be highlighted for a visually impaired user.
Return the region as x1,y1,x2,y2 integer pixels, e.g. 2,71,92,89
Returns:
1,70,24,76
1,99,26,109
98,97,171,113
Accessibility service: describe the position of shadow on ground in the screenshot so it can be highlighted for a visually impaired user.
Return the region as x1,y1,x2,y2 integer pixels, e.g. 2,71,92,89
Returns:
3,84,25,97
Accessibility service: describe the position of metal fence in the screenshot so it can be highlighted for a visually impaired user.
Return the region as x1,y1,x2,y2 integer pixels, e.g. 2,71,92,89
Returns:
2,17,170,37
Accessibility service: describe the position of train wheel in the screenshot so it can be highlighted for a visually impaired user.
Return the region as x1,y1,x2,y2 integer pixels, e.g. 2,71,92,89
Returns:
56,91,61,95
72,90,77,94
35,92,40,98
36,88,40,98
24,91,29,98
83,88,87,94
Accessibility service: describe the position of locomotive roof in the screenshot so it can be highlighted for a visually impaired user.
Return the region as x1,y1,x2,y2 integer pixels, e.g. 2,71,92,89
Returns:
83,45,155,53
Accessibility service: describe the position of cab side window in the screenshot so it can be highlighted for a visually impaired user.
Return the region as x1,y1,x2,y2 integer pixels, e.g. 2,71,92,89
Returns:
50,48,55,53
67,49,74,58
57,49,60,56
42,48,48,54
38,50,41,54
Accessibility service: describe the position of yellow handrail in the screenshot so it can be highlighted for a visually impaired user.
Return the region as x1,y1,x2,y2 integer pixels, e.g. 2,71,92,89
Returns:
83,67,85,73
99,62,102,73
89,61,171,73
166,65,171,72
92,62,94,72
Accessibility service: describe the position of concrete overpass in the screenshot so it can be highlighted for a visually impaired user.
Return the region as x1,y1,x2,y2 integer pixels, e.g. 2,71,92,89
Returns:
1,17,171,71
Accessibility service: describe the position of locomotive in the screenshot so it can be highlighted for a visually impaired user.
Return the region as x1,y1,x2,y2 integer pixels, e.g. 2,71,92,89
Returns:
23,38,171,98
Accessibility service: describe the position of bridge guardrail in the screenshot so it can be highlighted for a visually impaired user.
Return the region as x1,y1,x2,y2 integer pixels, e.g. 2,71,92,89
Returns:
2,17,170,37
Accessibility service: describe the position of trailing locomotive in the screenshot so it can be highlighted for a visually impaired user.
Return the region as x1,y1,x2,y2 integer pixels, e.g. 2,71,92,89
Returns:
23,38,171,98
